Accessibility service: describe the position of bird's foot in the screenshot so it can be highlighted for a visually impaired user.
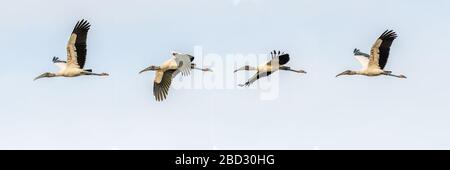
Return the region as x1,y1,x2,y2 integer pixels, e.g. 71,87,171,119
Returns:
297,70,307,74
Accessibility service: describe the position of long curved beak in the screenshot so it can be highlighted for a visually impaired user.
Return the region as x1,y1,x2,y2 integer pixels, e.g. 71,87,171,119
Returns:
335,72,346,77
33,73,47,81
298,70,307,74
139,67,153,74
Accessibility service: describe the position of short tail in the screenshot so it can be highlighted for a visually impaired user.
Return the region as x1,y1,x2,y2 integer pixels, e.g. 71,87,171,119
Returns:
84,69,92,72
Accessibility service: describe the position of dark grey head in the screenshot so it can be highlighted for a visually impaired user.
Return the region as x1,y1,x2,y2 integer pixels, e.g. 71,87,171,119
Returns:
34,72,56,81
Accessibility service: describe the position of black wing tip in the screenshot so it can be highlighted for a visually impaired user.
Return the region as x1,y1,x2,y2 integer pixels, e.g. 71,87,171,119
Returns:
270,50,288,56
279,53,289,58
353,48,366,56
270,50,290,65
154,86,167,102
153,70,174,102
271,50,281,58
353,48,359,54
73,19,91,32
380,29,398,40
52,56,58,63
52,56,66,63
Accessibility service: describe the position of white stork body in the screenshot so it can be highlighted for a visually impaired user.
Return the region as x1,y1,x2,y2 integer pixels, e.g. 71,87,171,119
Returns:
336,30,406,78
59,68,85,77
139,52,211,101
153,58,178,84
34,20,109,81
234,50,306,87
256,64,279,73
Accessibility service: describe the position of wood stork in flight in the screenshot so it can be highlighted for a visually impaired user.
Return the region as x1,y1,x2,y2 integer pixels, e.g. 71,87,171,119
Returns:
34,19,109,81
234,50,306,87
336,30,406,78
139,52,212,101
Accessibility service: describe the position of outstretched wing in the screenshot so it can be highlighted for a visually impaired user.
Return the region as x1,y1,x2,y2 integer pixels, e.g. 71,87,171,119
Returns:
353,49,369,70
153,70,175,101
66,19,90,68
369,30,397,69
173,53,193,76
267,50,289,66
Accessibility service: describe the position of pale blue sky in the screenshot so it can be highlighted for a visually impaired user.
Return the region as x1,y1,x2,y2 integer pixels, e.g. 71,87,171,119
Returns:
0,0,449,149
